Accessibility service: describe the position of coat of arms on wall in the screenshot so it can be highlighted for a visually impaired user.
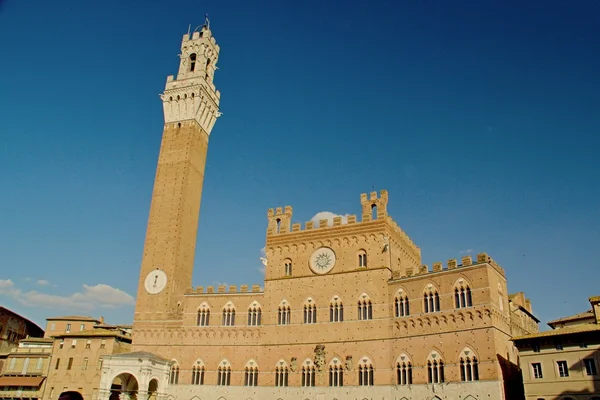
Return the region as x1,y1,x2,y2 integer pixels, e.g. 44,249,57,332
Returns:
290,357,297,372
345,355,353,371
314,344,326,372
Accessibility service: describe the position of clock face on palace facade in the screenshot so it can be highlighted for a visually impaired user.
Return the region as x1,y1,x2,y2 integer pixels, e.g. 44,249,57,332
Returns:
309,247,336,275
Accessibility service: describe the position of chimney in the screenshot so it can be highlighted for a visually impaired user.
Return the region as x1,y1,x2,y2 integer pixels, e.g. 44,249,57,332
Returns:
589,296,600,325
99,316,105,325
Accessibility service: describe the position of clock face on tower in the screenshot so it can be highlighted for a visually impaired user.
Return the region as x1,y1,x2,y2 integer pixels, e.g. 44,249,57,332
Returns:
144,269,167,294
309,247,336,275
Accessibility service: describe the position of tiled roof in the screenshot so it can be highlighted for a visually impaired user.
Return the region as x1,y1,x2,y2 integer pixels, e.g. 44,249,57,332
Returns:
0,307,44,336
20,337,53,343
547,310,594,325
52,328,130,340
46,315,100,322
109,351,169,362
512,323,600,341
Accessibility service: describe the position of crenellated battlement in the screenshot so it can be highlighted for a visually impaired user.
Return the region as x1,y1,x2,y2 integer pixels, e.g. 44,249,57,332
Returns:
390,252,505,280
266,190,404,236
184,284,264,296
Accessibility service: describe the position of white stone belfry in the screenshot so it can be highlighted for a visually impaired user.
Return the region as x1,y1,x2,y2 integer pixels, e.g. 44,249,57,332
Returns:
160,23,221,134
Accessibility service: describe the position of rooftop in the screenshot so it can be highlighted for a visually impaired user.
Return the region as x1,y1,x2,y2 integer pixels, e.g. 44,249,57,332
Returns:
512,322,600,341
547,310,594,327
0,307,44,337
46,315,101,322
52,328,131,341
20,337,53,343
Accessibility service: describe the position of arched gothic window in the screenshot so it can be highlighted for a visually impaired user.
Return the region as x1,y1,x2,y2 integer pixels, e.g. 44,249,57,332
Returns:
197,303,210,326
217,360,231,386
454,280,473,308
284,259,292,276
222,303,236,326
329,358,344,387
169,362,180,384
302,360,316,387
330,296,344,322
394,290,410,317
358,250,368,268
278,301,291,325
244,361,259,387
275,361,289,387
459,348,479,381
304,298,317,324
189,53,197,72
191,360,205,385
395,354,412,385
247,302,262,326
358,294,373,320
426,352,445,384
423,286,440,313
358,357,374,386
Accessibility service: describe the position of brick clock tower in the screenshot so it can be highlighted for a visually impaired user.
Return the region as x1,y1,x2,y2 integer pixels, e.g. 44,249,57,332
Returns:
133,21,221,329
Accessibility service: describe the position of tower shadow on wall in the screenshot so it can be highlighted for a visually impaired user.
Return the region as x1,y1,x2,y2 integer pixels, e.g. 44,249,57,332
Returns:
556,347,600,399
497,353,525,400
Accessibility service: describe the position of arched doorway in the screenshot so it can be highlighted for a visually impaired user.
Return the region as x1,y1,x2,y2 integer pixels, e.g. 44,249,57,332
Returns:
109,373,139,400
147,379,158,400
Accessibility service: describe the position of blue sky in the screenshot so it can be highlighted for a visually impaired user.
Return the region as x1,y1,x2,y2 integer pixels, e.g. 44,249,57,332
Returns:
0,0,599,329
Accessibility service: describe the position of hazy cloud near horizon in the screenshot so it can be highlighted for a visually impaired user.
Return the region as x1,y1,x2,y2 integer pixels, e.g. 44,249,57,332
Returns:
0,279,134,311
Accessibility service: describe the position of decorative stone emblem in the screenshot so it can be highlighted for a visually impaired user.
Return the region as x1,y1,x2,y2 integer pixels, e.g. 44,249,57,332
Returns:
314,344,326,371
345,356,353,371
290,357,297,372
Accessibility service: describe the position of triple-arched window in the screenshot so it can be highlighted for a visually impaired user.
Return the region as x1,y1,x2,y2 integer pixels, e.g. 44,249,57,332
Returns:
427,352,445,383
302,360,316,387
329,358,344,387
459,348,479,381
396,354,413,385
358,357,374,386
358,294,373,320
394,290,410,317
244,360,259,387
330,296,344,322
197,303,210,326
424,286,440,313
247,302,262,326
455,280,473,308
191,360,205,385
222,303,236,326
278,301,291,325
217,360,231,386
303,298,317,324
275,361,289,387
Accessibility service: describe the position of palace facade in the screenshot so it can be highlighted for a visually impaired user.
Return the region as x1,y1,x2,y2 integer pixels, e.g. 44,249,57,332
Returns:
97,21,539,400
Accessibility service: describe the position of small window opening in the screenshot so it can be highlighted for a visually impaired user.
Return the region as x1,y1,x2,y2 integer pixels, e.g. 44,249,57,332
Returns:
276,218,281,233
371,204,378,220
189,53,197,72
